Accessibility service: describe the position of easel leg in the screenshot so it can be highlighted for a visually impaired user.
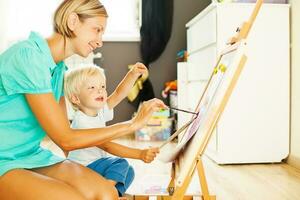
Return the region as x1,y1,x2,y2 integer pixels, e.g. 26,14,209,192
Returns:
196,158,215,200
170,158,215,200
168,162,176,195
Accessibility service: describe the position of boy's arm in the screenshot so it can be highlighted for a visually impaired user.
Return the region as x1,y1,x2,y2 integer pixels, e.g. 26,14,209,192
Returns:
98,142,141,159
98,141,159,163
107,62,148,109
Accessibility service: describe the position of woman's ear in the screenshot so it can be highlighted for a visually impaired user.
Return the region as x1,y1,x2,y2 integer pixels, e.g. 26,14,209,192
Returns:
67,12,79,31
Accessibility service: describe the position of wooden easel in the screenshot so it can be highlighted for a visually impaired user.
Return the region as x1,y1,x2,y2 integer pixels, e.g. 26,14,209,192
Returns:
168,47,247,200
163,0,263,200
134,1,263,200
134,44,247,199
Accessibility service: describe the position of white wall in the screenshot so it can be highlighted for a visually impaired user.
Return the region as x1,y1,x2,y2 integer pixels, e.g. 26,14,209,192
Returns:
288,0,300,169
0,0,60,53
0,1,9,52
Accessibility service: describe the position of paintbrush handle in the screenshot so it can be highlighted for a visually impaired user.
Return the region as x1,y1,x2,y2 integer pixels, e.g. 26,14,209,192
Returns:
159,118,195,149
169,107,198,115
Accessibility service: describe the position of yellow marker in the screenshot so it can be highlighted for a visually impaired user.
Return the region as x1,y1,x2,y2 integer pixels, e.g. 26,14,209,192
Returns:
213,67,218,74
219,63,227,73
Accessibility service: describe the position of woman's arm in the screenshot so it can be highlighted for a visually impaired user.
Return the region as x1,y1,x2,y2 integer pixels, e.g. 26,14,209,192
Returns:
25,93,165,151
59,97,68,120
99,142,159,163
107,63,147,109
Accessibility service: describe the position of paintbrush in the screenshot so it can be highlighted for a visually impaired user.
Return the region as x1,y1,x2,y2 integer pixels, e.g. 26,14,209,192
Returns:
169,107,198,115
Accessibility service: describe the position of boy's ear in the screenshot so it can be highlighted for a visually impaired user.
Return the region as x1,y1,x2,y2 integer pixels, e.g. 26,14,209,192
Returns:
67,12,79,31
70,94,80,106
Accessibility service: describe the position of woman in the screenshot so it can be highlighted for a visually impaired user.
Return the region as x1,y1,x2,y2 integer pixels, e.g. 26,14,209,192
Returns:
0,0,166,199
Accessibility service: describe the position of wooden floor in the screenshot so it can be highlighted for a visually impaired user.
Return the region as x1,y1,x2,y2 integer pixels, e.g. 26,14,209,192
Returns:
42,138,300,200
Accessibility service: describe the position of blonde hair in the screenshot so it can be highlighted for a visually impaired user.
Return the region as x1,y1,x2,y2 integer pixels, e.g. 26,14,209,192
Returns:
54,0,108,38
64,65,105,110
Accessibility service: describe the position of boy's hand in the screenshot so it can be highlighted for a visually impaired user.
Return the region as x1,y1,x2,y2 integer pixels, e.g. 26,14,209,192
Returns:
130,62,148,79
140,147,160,163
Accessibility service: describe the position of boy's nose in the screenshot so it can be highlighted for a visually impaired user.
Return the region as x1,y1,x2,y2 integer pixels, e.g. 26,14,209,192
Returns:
97,88,104,93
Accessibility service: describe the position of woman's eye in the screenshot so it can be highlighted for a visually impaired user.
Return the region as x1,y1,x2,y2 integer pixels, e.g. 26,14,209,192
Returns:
96,28,102,33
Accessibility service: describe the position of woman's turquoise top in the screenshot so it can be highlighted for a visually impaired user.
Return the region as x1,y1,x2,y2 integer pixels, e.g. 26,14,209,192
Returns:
0,32,66,176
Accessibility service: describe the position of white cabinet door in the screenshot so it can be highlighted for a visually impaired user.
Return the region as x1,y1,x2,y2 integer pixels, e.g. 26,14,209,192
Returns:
187,9,217,54
182,3,290,164
177,62,190,129
216,4,290,163
188,45,217,81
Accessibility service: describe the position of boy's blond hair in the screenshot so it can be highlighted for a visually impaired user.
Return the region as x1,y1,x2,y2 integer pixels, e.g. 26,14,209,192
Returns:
64,65,105,110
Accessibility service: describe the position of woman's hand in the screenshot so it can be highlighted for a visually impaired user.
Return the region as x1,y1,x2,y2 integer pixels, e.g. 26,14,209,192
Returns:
131,98,167,130
129,62,148,79
140,147,160,163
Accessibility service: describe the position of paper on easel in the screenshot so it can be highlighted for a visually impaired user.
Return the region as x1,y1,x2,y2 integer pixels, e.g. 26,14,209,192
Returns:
158,64,227,163
157,142,179,162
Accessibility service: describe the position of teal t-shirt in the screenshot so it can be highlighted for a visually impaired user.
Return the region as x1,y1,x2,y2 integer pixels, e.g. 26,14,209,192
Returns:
0,32,66,176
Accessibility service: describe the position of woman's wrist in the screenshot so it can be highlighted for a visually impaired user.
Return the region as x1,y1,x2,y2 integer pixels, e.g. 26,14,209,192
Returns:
128,119,138,132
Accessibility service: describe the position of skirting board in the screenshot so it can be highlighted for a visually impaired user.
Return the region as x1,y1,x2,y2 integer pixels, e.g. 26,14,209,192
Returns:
286,155,300,170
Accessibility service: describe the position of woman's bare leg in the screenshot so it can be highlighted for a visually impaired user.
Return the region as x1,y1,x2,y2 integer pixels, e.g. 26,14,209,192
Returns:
0,169,87,200
32,160,119,200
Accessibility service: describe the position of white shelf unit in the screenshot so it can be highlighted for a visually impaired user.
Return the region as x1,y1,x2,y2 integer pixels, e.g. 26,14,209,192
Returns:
177,3,290,164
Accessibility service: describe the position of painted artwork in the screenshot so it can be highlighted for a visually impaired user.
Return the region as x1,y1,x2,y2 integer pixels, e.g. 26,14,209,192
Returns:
158,41,247,166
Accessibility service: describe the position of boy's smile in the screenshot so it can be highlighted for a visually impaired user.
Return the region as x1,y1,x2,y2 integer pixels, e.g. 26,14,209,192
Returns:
95,96,105,102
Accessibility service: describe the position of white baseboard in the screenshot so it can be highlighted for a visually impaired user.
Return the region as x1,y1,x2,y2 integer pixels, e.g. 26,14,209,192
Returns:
287,155,300,170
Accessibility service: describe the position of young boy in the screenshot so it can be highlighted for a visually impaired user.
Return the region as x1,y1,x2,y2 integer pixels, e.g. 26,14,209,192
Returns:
64,63,160,197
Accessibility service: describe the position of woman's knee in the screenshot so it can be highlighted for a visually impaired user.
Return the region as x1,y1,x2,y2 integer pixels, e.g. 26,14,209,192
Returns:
93,183,119,200
33,160,119,200
0,169,87,200
53,170,118,200
59,163,118,200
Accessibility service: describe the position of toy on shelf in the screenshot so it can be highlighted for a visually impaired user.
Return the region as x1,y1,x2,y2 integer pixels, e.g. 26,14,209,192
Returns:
161,80,177,99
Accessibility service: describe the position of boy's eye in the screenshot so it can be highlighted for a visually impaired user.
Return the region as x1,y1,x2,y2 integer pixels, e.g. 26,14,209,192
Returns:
88,86,95,89
101,85,106,89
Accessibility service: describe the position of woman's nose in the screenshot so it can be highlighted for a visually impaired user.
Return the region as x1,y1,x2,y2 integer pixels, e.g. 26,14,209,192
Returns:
97,34,103,47
96,41,102,48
